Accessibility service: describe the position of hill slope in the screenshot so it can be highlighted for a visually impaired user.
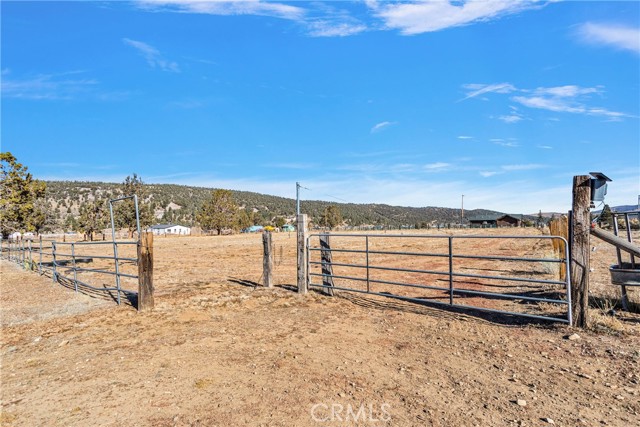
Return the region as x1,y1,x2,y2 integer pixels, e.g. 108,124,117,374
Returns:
43,180,510,230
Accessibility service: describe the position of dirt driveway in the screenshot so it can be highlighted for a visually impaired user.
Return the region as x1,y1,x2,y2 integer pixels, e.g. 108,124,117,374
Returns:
1,231,639,426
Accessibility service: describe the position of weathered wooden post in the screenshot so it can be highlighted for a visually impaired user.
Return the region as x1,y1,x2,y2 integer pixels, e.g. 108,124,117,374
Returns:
263,231,274,288
570,175,591,327
320,233,334,296
138,231,154,311
297,214,308,294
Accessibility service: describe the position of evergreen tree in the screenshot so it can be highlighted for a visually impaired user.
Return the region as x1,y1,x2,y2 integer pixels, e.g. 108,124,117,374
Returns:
319,205,343,230
0,152,47,237
274,216,286,228
77,199,107,241
115,174,154,237
196,189,238,235
235,209,252,230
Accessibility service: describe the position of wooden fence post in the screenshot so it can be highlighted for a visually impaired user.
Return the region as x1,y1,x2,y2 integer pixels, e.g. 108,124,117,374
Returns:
570,175,591,327
297,214,308,294
138,231,154,311
263,231,273,288
320,233,334,296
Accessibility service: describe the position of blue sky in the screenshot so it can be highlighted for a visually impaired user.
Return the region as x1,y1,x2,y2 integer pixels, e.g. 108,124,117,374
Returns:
2,1,639,213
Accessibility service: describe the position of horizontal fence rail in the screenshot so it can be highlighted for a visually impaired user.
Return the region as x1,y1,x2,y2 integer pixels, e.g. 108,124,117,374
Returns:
307,233,572,324
1,236,139,305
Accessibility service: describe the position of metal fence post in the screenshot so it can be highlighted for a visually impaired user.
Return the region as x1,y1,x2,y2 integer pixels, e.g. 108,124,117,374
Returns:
449,236,454,305
39,236,43,274
365,235,370,293
28,239,33,271
52,242,57,283
72,242,78,293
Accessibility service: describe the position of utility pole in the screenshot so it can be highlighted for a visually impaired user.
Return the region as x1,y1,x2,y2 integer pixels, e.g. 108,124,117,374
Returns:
461,194,464,225
296,182,301,216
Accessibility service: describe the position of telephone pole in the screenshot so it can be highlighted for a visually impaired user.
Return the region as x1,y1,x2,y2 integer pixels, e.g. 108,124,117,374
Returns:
461,194,464,225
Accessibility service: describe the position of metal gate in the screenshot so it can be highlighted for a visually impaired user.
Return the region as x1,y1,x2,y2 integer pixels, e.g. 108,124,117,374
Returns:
0,196,141,305
307,233,572,323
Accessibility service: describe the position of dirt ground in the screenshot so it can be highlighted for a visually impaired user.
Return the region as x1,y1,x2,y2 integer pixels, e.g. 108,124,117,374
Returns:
1,229,639,426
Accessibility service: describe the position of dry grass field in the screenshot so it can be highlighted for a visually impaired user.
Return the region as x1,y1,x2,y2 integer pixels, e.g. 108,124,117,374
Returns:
1,228,639,426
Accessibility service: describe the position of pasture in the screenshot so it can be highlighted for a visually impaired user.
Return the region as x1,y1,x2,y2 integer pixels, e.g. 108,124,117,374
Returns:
1,229,639,426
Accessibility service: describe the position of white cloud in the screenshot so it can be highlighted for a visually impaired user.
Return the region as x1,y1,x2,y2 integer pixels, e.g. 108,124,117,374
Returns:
497,112,523,123
424,162,451,170
137,0,305,21
479,171,500,177
369,0,541,35
370,121,397,133
1,72,98,100
537,145,553,150
577,22,640,54
307,20,367,37
462,82,632,120
123,38,180,72
460,82,516,101
532,85,602,98
457,135,473,140
491,138,519,148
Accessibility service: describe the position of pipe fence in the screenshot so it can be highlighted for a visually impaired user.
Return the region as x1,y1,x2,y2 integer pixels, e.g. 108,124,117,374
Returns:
1,236,139,305
307,233,572,323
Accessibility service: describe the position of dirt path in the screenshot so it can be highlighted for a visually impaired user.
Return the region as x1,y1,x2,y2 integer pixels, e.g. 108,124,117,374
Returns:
1,233,639,426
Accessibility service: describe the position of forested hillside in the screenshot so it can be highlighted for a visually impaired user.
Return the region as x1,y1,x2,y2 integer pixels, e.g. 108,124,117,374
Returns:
43,180,507,231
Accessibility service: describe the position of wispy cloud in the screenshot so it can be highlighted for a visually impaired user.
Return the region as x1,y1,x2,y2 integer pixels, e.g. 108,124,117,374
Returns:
424,162,451,171
491,138,519,148
123,38,180,72
371,121,397,133
136,0,305,21
457,135,474,140
1,71,98,100
496,107,524,123
460,82,516,101
479,171,500,178
462,82,632,120
369,0,542,35
307,20,367,37
577,22,640,54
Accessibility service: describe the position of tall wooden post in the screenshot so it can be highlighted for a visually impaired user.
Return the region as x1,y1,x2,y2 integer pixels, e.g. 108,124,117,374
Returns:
570,175,591,327
138,231,154,311
262,231,273,288
297,214,308,294
320,233,334,296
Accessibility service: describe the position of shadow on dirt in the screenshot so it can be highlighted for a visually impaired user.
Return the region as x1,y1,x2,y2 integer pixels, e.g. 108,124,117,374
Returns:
337,291,562,327
41,269,137,308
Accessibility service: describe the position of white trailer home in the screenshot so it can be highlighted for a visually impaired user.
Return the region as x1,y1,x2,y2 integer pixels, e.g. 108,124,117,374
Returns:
148,224,191,236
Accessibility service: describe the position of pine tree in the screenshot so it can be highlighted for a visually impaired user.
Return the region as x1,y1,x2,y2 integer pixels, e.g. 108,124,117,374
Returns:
77,199,107,241
196,189,238,235
0,152,47,237
319,205,343,230
114,174,154,238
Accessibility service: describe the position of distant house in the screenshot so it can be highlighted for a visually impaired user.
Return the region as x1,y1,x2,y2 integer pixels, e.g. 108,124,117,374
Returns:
148,224,191,236
468,214,523,228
